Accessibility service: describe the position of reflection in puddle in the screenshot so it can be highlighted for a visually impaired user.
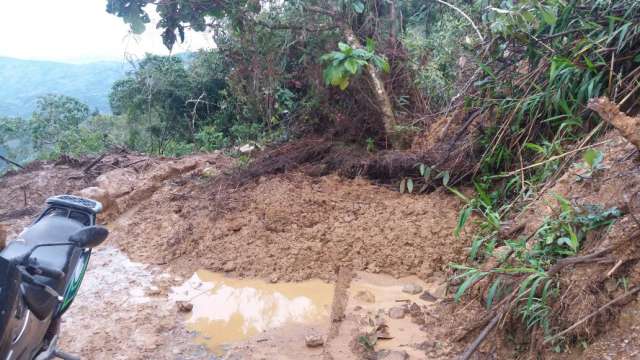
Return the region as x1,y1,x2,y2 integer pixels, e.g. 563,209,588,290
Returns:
171,270,334,352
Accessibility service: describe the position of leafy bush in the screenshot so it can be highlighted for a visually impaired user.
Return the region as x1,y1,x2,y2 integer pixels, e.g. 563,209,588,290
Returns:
321,40,390,90
451,198,622,338
195,126,229,151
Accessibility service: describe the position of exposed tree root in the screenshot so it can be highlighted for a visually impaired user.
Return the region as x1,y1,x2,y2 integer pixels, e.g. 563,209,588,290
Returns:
588,97,640,149
546,286,640,344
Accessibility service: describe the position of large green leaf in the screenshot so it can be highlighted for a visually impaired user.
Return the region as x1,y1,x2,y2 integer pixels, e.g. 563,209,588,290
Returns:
455,206,472,237
352,1,365,14
455,271,487,302
345,58,360,74
338,42,351,53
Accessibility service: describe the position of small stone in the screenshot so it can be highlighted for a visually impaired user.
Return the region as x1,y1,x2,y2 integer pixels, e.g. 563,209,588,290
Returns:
177,301,193,313
402,283,423,295
223,261,236,272
388,307,406,319
432,283,447,299
353,305,363,311
129,288,146,298
417,341,435,350
376,349,409,360
305,335,324,348
147,286,161,296
201,167,220,178
419,290,437,302
355,290,376,303
239,144,256,154
604,278,618,293
376,324,393,339
492,245,511,259
270,274,279,283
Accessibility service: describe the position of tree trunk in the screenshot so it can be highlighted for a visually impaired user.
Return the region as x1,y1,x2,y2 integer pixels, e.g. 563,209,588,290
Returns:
343,27,397,143
389,0,399,40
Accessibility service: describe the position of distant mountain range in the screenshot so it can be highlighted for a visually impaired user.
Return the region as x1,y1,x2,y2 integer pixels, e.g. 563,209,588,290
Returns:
0,56,131,118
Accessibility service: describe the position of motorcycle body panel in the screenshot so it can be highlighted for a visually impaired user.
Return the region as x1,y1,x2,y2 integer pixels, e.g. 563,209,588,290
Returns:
0,258,51,360
56,250,90,317
0,195,102,359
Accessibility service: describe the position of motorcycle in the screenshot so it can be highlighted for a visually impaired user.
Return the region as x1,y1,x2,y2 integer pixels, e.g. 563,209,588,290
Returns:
0,195,108,360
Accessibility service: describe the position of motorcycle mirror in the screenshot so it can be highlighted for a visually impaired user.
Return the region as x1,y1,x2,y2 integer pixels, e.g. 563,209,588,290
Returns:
68,226,109,249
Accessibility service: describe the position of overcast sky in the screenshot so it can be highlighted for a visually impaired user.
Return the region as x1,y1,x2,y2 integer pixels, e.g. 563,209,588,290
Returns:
0,0,215,64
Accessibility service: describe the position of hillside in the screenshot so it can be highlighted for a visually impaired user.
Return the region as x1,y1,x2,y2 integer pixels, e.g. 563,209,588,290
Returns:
0,56,129,117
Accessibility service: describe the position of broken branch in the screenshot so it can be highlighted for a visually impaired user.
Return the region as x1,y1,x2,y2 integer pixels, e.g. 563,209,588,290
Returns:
434,0,484,43
0,154,24,169
83,153,107,173
459,311,501,360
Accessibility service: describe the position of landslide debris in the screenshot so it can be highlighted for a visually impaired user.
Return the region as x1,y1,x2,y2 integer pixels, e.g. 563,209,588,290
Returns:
109,170,471,282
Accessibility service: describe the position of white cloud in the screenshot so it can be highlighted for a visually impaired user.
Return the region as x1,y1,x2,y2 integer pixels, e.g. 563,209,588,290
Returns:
0,0,215,63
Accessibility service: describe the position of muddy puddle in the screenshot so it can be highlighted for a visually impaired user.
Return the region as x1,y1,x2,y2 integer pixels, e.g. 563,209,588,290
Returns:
170,270,335,353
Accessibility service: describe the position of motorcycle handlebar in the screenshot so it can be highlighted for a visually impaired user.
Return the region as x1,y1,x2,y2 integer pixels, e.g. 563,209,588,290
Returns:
27,265,65,280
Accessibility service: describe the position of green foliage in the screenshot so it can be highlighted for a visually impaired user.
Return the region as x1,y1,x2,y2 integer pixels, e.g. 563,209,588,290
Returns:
399,163,451,194
321,40,390,90
475,0,640,185
450,200,621,337
162,140,196,157
401,3,475,108
106,0,236,49
107,51,250,155
30,94,90,152
0,95,133,165
576,148,605,180
109,54,193,152
195,126,229,151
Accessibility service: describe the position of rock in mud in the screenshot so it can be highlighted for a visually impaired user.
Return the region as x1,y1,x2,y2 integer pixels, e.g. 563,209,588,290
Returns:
239,144,257,154
419,290,437,302
146,286,162,296
79,186,113,211
201,167,220,178
388,307,406,319
376,349,409,360
223,261,236,272
305,334,324,348
605,278,618,293
402,283,423,295
176,301,193,313
355,290,376,303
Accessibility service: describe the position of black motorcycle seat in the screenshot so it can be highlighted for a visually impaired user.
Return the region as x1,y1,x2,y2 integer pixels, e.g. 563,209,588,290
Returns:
0,215,85,320
0,215,83,291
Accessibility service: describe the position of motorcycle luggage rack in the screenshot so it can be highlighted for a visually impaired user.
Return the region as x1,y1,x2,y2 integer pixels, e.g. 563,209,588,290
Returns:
45,195,103,215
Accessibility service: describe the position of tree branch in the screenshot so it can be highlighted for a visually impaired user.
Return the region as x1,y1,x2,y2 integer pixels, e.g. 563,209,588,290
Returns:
0,154,24,169
434,0,484,43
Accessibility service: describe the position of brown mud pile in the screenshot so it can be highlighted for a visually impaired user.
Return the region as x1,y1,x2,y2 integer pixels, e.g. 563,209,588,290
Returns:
109,170,471,282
